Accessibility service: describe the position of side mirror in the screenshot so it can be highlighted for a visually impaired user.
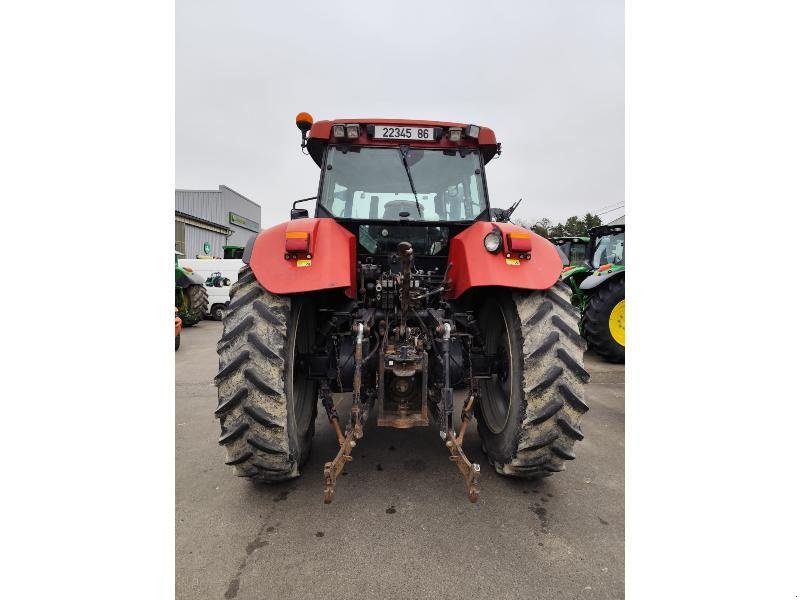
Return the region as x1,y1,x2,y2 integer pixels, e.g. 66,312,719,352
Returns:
290,208,309,220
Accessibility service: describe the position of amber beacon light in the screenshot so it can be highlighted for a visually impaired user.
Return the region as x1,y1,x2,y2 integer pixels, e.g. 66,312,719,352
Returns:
296,112,314,148
296,112,314,131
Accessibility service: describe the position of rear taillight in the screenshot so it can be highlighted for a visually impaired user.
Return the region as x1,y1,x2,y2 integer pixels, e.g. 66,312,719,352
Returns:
506,232,532,253
285,231,310,253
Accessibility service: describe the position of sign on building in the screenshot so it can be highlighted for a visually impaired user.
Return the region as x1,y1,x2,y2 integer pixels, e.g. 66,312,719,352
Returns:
229,212,260,232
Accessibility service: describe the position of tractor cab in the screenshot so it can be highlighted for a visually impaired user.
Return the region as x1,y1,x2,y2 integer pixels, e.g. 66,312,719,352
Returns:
587,224,625,271
294,115,503,274
551,236,591,267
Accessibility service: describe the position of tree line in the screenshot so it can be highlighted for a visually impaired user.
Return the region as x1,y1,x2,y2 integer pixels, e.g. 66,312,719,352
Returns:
513,213,603,238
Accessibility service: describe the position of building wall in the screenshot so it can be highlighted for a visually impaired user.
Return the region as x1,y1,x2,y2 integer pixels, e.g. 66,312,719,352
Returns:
175,189,225,224
184,225,227,259
176,185,262,257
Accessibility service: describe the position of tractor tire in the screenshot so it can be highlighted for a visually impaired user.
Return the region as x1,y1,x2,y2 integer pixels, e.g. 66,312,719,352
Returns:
214,266,318,482
583,276,625,363
210,303,226,321
180,284,208,327
475,281,590,478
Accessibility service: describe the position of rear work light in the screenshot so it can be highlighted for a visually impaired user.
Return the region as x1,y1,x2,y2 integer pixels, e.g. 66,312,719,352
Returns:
448,127,462,142
285,231,310,254
483,228,503,253
346,124,360,139
332,124,346,138
465,124,480,139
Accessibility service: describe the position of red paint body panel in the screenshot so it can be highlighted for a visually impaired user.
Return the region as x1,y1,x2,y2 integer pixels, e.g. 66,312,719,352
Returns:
249,218,356,298
445,222,562,299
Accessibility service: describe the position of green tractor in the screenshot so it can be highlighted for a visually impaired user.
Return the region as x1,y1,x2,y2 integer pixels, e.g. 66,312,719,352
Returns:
560,225,625,363
222,244,245,259
553,236,593,294
175,251,209,327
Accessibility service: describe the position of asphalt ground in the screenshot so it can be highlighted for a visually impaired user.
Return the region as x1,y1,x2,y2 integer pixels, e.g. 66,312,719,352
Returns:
176,320,624,600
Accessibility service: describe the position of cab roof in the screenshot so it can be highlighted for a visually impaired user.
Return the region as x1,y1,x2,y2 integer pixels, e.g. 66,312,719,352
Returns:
550,236,591,244
587,224,625,237
306,118,500,166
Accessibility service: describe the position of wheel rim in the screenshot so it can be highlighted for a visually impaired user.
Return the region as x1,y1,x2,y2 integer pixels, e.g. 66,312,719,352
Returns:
291,303,315,433
480,300,513,434
609,299,625,346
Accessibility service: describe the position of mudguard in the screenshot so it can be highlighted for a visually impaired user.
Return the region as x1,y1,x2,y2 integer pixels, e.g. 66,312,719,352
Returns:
248,218,356,298
579,267,625,291
446,222,563,299
176,268,205,288
561,264,591,281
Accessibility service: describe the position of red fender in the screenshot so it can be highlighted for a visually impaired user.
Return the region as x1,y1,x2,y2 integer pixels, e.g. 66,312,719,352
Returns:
249,218,356,298
445,222,562,299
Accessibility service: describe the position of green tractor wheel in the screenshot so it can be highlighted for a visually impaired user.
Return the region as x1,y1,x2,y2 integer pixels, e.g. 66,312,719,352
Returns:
582,276,624,363
177,284,208,327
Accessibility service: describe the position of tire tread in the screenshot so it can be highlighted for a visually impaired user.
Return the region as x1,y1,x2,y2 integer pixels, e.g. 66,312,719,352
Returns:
479,283,589,478
214,266,315,482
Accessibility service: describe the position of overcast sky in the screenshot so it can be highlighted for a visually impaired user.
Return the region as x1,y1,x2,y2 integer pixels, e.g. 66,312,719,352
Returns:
177,0,623,227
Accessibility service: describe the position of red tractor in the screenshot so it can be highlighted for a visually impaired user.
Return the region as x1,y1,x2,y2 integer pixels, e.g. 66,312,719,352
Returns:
215,114,589,503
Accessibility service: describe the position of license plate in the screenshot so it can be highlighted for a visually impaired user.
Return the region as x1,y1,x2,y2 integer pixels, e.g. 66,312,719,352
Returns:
373,125,435,141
